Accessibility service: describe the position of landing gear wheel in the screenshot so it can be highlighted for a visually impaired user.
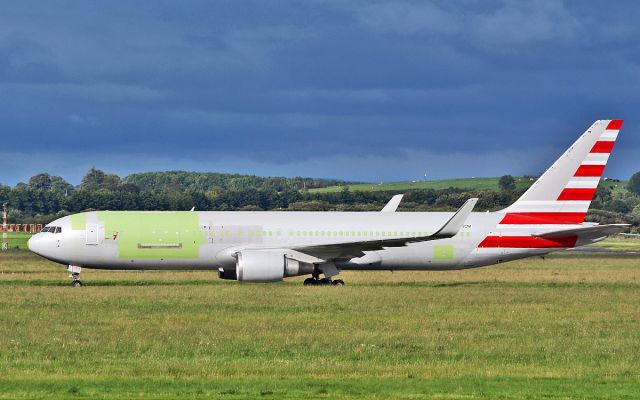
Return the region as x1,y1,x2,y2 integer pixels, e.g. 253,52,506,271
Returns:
68,265,82,287
304,266,344,286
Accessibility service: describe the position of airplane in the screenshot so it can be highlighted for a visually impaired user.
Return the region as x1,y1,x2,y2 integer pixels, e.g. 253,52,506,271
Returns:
28,119,628,287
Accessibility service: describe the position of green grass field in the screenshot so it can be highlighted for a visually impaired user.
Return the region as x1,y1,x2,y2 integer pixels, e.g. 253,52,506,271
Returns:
1,248,639,399
309,177,628,193
588,236,640,251
1,231,32,250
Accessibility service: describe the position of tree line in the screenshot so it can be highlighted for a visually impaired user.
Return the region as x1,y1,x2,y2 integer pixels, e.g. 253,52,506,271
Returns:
1,169,639,232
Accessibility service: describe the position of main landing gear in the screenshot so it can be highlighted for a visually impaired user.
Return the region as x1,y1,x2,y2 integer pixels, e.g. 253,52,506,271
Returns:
303,277,345,286
303,266,345,286
68,265,82,287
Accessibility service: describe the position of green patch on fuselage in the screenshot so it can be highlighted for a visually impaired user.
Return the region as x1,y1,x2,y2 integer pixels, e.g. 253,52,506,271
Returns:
70,213,86,230
97,211,206,259
433,245,454,260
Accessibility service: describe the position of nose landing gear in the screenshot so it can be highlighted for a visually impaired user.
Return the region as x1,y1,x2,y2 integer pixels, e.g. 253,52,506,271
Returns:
68,265,82,287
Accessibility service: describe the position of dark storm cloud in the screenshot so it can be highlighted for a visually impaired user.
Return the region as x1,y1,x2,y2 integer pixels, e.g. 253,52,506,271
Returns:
0,0,639,185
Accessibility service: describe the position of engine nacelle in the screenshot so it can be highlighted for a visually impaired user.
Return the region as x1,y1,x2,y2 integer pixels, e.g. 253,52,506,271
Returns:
218,268,237,280
235,250,315,283
236,250,285,282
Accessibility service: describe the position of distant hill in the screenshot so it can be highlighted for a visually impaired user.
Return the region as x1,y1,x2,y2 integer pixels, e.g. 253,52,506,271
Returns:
122,171,354,192
309,177,628,194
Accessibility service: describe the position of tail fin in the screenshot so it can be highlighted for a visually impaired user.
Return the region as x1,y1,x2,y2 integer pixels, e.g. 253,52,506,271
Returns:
502,119,623,225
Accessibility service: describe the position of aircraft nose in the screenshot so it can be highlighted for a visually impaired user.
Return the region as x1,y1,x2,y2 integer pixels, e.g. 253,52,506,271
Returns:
28,234,44,255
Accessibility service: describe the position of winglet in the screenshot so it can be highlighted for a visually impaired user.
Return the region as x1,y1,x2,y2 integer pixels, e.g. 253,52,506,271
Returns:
381,194,404,212
433,198,478,237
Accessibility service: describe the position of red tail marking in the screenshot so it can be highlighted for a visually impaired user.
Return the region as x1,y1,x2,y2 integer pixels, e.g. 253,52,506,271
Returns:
557,188,597,201
606,120,623,130
500,212,586,225
574,165,605,177
590,141,615,153
478,235,578,248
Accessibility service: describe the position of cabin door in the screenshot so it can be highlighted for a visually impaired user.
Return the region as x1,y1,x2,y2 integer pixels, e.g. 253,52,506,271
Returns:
85,223,104,245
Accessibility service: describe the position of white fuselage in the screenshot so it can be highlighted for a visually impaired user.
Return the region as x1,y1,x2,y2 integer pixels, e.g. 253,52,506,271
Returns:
27,210,568,272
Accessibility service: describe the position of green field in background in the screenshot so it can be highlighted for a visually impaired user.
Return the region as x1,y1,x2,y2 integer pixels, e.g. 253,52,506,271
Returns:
0,250,639,399
588,236,640,251
1,232,32,250
309,177,628,193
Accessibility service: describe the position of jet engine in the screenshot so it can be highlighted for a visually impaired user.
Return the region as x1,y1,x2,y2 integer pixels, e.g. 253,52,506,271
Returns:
234,250,315,282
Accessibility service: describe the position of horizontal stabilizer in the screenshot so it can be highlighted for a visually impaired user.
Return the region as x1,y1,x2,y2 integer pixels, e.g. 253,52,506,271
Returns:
534,224,629,241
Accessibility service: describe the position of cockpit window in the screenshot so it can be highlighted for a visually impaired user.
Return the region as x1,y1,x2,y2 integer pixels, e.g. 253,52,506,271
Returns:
41,226,62,234
54,227,62,234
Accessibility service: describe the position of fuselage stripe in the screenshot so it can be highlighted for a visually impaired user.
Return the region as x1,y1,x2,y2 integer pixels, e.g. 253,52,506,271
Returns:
606,119,623,130
590,141,615,153
500,212,587,225
574,164,605,177
478,235,578,248
566,178,600,189
557,188,597,201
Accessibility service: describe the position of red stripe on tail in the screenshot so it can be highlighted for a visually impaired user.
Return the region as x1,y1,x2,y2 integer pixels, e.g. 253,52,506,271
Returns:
590,141,615,153
478,235,577,248
500,212,586,225
557,188,597,201
574,165,605,177
606,120,623,130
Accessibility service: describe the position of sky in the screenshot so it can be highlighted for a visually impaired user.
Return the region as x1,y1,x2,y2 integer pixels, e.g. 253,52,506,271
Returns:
1,0,639,186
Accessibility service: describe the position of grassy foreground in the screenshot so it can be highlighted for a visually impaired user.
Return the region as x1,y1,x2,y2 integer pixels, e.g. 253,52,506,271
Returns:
0,251,639,399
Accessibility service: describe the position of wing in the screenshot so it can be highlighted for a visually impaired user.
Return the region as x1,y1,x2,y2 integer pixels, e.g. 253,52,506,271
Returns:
294,198,478,259
381,194,404,212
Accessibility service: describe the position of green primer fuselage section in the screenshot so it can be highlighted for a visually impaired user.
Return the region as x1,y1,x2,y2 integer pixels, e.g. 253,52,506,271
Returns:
97,211,206,259
71,213,86,231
